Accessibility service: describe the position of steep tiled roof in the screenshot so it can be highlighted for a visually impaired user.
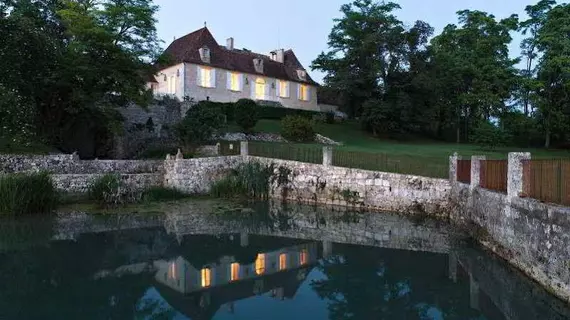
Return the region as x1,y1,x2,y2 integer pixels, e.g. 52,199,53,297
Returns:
160,27,318,86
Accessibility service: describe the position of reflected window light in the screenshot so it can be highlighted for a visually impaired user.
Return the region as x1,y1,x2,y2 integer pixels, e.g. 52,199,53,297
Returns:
168,262,176,280
255,253,266,275
201,268,212,287
231,263,240,281
279,253,287,271
300,249,308,265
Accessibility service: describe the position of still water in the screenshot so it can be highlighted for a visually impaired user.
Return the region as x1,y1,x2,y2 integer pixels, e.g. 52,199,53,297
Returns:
0,201,568,320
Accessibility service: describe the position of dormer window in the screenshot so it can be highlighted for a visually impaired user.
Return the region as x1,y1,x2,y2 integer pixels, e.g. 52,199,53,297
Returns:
199,46,210,63
253,58,264,73
297,69,307,81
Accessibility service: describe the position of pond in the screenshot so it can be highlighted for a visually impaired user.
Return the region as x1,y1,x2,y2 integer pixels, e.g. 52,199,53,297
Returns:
0,200,568,320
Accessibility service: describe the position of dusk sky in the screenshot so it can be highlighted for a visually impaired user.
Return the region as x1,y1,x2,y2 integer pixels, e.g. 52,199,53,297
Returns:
153,0,532,83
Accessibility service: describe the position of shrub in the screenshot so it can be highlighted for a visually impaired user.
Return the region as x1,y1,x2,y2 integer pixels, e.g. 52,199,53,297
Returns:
88,174,141,206
0,172,58,215
325,111,336,124
281,115,315,142
211,162,275,199
470,121,511,150
175,101,225,149
142,187,188,202
235,99,259,132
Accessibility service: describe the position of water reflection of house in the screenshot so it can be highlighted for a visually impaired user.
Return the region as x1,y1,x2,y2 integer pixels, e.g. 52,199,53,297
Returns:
153,237,319,320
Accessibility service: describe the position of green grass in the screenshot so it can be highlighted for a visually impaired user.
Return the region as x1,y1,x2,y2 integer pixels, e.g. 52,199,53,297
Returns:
249,119,570,160
0,136,56,155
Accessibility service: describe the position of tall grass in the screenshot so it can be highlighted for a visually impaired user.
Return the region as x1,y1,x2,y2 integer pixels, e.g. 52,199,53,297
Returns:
0,172,58,215
210,162,275,199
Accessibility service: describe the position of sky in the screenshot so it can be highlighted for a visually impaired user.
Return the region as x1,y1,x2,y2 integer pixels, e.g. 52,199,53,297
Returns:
153,0,533,84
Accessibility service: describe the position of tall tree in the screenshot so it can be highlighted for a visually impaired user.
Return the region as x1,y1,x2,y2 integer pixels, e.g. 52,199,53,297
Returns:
311,0,404,118
519,0,556,115
533,3,570,147
431,10,519,143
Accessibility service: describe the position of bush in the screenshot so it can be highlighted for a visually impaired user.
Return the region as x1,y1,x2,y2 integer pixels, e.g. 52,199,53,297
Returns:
211,162,275,199
281,115,315,142
256,104,323,120
88,174,141,206
175,101,226,149
142,187,188,202
470,121,511,150
0,172,58,215
235,99,259,132
325,111,336,124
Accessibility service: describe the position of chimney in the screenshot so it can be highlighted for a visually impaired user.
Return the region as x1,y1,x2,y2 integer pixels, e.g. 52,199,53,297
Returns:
270,49,285,63
253,58,264,73
226,37,234,50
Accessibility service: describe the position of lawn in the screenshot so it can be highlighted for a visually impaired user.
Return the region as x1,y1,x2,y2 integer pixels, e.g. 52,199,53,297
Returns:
250,119,570,160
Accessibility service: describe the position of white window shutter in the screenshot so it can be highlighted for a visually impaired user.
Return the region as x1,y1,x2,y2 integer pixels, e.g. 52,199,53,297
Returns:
210,69,216,88
276,81,280,97
297,83,301,100
305,86,310,101
239,74,244,91
196,66,202,86
286,82,290,98
226,72,231,90
264,80,270,99
251,80,256,99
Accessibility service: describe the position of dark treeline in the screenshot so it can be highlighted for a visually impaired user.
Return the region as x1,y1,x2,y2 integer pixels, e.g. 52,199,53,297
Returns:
312,0,570,148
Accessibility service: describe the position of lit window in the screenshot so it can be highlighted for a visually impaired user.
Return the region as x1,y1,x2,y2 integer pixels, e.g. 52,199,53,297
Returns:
201,268,211,287
231,262,240,281
199,66,214,88
255,78,266,100
255,253,266,275
300,249,308,265
230,72,240,91
167,76,177,94
168,262,177,280
278,80,289,98
299,84,309,101
279,253,287,271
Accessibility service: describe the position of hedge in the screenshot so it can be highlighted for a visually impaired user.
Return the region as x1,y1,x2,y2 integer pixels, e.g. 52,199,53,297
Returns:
196,100,323,121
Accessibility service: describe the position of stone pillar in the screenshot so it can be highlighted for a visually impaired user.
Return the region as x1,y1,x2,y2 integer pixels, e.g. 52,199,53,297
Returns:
323,146,333,166
240,232,249,247
470,274,480,310
240,141,249,157
449,153,459,183
508,152,531,199
322,240,333,257
470,155,486,190
175,148,184,160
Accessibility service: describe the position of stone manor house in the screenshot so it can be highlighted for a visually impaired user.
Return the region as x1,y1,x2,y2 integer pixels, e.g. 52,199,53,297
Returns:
148,27,320,111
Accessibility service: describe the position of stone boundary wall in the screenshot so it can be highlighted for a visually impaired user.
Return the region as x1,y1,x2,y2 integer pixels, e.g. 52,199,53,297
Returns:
450,154,570,303
250,156,452,217
0,154,164,174
52,174,163,193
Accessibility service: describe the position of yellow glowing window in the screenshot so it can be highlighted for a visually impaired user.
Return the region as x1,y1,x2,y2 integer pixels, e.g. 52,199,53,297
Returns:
299,84,309,101
168,262,176,280
201,268,211,287
300,249,308,265
255,78,266,100
199,67,213,87
230,73,240,91
278,80,289,98
255,253,266,275
231,263,240,281
279,253,287,271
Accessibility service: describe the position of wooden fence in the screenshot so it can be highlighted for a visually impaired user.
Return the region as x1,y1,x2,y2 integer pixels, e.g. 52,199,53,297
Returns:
523,159,570,206
456,160,471,184
480,160,508,193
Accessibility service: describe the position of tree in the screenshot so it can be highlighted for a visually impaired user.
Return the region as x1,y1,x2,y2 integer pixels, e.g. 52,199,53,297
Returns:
532,3,570,147
0,0,160,156
175,102,225,150
431,10,519,143
311,0,404,118
234,99,259,132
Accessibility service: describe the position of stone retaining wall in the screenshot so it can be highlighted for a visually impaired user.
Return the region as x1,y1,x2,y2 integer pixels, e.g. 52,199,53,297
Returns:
250,156,451,217
52,174,163,193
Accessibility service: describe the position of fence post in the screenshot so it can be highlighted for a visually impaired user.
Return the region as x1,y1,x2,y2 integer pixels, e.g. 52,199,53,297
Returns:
240,141,249,157
508,152,531,199
323,146,333,166
470,155,486,190
449,153,460,183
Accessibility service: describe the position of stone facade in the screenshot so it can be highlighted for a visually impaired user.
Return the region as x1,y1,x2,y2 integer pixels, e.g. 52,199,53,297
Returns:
154,63,318,111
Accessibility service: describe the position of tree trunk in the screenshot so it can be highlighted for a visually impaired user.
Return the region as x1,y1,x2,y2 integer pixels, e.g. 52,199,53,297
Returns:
545,128,551,148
